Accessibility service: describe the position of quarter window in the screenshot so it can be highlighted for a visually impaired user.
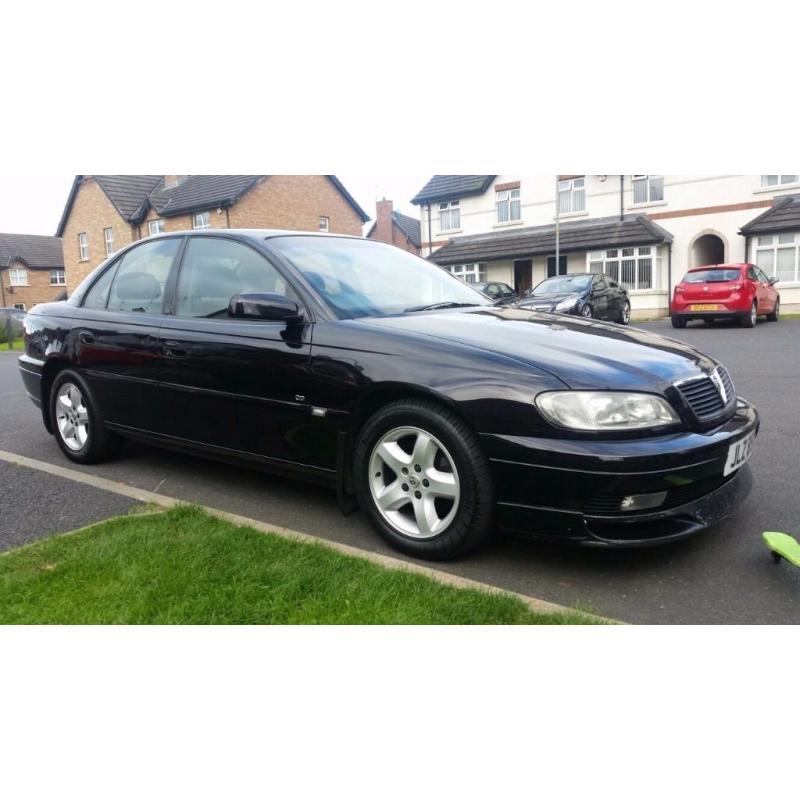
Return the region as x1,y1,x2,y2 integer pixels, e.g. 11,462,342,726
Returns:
438,200,460,231
148,219,165,236
192,211,211,230
106,237,181,313
9,268,28,286
558,177,585,214
632,175,664,205
78,232,89,261
761,175,799,187
446,263,486,284
496,189,521,223
104,227,115,256
175,237,293,319
755,232,800,282
83,262,120,310
588,247,659,291
50,269,66,286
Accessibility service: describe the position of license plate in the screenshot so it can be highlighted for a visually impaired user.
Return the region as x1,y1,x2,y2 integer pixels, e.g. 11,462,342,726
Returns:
724,432,755,476
689,304,720,311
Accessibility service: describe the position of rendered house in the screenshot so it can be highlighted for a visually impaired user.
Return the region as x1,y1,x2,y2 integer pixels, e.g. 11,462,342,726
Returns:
411,175,800,317
56,175,370,290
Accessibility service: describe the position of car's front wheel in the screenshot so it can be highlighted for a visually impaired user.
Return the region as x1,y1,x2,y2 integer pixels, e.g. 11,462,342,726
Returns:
354,399,494,560
50,369,121,464
767,297,780,322
618,300,631,326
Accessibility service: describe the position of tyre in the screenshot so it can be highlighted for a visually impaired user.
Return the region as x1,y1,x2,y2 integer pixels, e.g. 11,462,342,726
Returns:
671,315,687,329
50,369,121,464
767,297,780,322
618,300,631,326
580,304,593,319
353,398,495,560
741,302,757,328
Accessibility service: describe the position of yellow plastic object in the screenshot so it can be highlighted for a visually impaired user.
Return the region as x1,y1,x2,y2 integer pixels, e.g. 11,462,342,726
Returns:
763,532,800,568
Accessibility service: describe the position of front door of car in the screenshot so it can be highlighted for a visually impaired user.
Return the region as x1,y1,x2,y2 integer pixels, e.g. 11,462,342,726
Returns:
73,236,183,432
755,267,776,312
157,236,316,467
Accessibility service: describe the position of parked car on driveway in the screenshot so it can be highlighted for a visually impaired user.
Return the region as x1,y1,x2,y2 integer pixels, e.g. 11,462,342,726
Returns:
1,307,25,340
19,231,758,559
670,264,780,328
473,281,518,305
517,273,631,324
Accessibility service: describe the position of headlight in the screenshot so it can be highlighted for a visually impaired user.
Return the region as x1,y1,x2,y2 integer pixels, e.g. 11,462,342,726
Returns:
555,297,579,312
535,391,679,431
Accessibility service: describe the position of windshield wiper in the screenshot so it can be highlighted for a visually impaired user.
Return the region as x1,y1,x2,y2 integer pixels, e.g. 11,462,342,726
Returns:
404,301,481,313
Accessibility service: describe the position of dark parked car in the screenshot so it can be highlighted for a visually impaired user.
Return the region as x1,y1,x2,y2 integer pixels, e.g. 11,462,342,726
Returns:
19,231,758,559
518,273,631,324
473,281,518,305
1,307,26,340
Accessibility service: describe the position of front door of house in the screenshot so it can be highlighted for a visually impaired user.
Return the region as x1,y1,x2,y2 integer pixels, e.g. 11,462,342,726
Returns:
513,259,533,296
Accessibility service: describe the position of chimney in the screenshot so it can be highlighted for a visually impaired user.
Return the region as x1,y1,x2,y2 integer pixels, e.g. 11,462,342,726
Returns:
163,175,187,189
375,198,394,244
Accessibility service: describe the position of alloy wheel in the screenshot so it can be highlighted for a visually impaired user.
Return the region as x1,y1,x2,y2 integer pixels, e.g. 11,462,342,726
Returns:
622,302,631,324
750,303,757,326
581,305,593,319
368,426,460,539
55,382,89,451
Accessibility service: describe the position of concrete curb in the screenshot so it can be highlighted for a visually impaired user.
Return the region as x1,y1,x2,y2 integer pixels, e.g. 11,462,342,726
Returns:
0,448,612,623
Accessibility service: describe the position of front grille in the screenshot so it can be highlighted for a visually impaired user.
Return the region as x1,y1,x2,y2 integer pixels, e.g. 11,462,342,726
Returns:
677,366,734,421
583,474,732,517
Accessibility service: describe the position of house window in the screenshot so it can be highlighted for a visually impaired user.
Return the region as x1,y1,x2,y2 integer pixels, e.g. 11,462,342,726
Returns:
104,227,115,256
558,177,585,214
446,263,486,284
496,188,521,223
78,232,89,261
50,269,66,286
193,211,211,230
632,175,664,205
438,200,460,231
587,246,660,291
754,232,800,283
9,268,28,286
761,175,799,188
319,216,330,232
148,219,165,236
13,303,25,311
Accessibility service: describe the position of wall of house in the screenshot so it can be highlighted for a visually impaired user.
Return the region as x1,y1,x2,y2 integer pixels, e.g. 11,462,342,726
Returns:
0,264,65,310
62,177,136,290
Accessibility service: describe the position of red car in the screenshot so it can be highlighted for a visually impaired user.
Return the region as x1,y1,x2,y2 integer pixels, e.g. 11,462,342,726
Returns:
671,263,780,329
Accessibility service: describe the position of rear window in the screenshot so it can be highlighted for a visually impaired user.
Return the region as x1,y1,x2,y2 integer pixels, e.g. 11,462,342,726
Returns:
682,268,741,283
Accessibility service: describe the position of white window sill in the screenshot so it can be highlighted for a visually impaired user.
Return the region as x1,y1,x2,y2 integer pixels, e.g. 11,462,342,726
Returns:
554,210,588,221
79,258,90,263
438,228,462,235
10,284,30,288
628,200,667,210
754,183,800,195
492,220,523,229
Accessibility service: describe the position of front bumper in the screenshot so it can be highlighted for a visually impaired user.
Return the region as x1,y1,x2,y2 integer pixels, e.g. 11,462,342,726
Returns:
483,398,759,547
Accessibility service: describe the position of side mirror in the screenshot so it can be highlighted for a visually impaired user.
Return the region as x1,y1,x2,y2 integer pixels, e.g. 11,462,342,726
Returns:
228,292,304,323
769,277,780,285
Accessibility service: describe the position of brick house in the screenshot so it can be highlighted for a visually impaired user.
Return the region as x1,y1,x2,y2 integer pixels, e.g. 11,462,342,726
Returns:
0,232,66,311
56,175,370,290
366,199,421,254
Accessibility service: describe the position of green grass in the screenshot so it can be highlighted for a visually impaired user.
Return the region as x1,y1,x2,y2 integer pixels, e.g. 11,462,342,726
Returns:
0,506,600,624
0,338,24,350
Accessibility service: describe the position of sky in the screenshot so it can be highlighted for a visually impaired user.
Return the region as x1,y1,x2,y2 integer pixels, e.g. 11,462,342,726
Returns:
0,174,430,237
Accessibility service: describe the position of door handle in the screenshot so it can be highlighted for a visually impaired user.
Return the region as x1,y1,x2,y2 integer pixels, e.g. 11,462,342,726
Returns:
79,332,95,344
162,341,188,358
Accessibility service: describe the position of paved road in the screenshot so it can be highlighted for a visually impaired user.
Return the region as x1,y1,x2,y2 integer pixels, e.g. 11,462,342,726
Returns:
1,319,798,623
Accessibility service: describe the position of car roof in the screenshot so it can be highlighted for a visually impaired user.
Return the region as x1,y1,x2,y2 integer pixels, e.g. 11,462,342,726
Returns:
686,264,746,272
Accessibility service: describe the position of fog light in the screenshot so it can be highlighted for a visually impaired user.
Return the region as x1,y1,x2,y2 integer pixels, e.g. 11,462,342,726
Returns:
620,492,668,511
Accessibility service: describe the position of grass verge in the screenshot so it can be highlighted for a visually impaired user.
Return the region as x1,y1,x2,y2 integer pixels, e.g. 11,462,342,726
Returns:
0,338,24,351
0,505,601,624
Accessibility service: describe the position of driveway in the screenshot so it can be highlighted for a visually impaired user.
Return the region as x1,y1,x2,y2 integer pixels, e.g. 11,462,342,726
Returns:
1,320,798,624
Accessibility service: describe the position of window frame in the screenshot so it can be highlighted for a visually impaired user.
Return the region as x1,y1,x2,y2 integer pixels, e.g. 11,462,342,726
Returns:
754,231,800,283
495,188,521,223
192,211,211,230
13,303,26,311
104,227,115,256
586,246,660,292
148,219,166,237
631,175,664,205
760,175,800,188
78,232,89,261
50,269,66,286
446,262,486,284
9,267,29,286
318,216,330,233
438,200,461,232
558,177,586,215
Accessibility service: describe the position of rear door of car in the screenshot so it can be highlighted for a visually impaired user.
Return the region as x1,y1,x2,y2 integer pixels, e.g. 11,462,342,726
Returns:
156,235,317,467
72,236,184,432
590,274,611,318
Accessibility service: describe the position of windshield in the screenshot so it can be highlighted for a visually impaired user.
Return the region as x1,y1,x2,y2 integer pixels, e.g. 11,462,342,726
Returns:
267,236,491,319
531,274,592,295
683,268,741,283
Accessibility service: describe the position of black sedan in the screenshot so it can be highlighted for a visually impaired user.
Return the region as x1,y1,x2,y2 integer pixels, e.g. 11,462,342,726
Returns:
473,281,518,305
18,231,757,559
518,273,631,324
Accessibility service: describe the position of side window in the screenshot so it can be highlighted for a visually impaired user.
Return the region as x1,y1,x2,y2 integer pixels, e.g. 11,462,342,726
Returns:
756,268,770,283
746,267,758,281
83,262,121,309
175,237,294,319
107,238,181,313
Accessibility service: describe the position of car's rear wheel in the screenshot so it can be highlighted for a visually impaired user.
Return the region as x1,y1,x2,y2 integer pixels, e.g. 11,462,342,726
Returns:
354,399,494,560
618,300,631,326
767,297,780,322
50,369,121,464
741,302,757,328
671,315,687,329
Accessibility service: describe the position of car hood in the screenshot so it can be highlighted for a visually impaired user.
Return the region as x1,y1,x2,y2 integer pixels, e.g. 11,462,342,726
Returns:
519,291,583,307
356,307,718,391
